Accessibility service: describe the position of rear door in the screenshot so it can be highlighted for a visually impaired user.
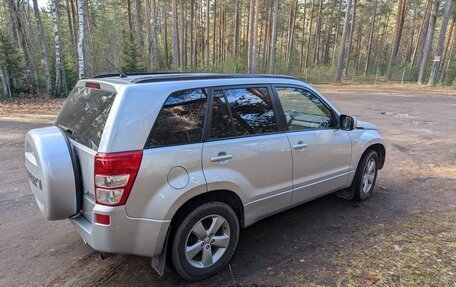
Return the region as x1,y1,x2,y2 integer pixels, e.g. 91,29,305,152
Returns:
202,86,292,225
55,85,117,222
273,86,352,205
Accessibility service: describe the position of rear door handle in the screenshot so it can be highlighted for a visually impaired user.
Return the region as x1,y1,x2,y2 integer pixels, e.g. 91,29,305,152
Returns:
292,142,308,150
210,154,233,162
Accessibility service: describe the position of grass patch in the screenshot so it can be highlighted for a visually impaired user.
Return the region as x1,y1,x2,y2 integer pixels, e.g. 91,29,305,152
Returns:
335,211,456,286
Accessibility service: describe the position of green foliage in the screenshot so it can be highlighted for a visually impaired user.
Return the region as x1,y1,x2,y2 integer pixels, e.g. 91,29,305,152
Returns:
0,31,24,92
121,33,145,73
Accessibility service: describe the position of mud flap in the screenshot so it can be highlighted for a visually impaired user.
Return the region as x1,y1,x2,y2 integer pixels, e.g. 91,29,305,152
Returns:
151,225,171,276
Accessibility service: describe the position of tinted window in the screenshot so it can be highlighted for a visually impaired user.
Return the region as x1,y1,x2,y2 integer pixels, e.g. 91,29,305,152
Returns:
146,89,208,148
55,87,117,150
209,87,277,139
209,90,236,139
276,87,333,130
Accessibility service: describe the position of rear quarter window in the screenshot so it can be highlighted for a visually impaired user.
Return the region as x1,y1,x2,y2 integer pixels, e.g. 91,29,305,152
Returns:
55,86,117,150
145,88,208,148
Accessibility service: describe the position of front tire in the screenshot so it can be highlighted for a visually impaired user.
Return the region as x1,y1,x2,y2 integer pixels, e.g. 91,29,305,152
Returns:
171,202,240,281
353,150,379,201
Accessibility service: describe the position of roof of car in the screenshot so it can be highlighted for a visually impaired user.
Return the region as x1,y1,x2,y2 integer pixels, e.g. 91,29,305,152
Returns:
90,72,300,85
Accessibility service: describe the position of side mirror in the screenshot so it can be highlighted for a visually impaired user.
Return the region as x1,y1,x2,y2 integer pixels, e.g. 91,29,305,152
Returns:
340,115,357,131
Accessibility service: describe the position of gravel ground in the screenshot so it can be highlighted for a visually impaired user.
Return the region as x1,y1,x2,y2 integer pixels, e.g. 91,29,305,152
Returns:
0,86,454,286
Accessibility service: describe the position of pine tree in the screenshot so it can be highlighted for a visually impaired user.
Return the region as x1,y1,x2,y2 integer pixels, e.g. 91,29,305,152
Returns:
121,32,145,72
0,31,24,98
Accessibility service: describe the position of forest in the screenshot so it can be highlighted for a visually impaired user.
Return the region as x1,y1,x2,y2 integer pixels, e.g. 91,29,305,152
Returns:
0,0,455,99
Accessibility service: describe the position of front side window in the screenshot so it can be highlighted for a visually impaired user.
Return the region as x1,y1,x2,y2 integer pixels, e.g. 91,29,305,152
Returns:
209,87,278,139
145,89,208,148
275,87,333,131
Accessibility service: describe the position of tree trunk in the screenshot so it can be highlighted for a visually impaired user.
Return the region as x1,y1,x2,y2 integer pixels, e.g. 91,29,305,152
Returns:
7,0,37,94
387,0,407,79
313,0,323,65
251,0,259,73
205,0,210,69
127,0,134,37
405,1,417,63
65,0,76,49
146,0,152,70
331,2,342,67
190,0,195,69
172,0,179,70
286,1,298,71
50,0,63,95
248,0,255,73
411,0,432,71
179,0,185,69
77,0,85,79
364,0,377,76
164,6,169,68
418,0,439,84
322,0,336,65
354,1,365,70
212,0,217,67
70,0,78,47
336,0,352,81
135,0,143,50
269,0,279,73
440,22,455,84
428,0,453,86
234,0,241,60
0,68,13,100
32,0,51,97
304,0,315,69
344,0,356,76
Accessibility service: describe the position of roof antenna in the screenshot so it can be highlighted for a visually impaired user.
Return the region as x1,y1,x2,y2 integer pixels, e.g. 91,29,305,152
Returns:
105,58,127,78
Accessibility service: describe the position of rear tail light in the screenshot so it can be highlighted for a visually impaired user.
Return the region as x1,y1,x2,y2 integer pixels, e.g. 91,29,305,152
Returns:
94,151,143,206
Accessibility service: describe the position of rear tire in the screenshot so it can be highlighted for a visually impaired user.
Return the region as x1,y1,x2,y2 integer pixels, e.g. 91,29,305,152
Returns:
171,202,240,281
353,150,379,201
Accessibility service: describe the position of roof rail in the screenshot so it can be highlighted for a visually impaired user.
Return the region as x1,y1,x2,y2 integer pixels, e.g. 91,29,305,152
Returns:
91,71,193,79
132,74,299,84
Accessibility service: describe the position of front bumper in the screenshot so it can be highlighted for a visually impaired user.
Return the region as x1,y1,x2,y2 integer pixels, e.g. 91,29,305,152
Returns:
71,204,170,257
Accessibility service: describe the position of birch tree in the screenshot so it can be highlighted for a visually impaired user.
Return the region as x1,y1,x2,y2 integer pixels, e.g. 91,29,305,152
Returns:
50,0,63,95
77,0,85,79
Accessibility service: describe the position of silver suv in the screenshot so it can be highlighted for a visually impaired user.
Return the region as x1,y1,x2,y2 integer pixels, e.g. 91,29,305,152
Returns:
25,73,386,281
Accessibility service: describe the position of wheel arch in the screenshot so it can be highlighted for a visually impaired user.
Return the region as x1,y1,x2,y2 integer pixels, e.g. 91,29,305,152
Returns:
169,189,245,231
364,143,386,169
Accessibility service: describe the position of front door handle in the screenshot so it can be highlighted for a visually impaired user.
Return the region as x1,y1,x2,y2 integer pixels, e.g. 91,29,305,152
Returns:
292,141,308,150
210,153,233,163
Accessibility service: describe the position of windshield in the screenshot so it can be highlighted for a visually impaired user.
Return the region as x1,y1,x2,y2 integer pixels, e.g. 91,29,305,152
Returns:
55,86,117,150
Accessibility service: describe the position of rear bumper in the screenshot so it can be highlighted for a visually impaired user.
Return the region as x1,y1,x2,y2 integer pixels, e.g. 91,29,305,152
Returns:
70,205,170,257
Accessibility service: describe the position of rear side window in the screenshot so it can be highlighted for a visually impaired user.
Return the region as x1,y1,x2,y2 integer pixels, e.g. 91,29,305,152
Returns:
210,87,277,139
55,87,117,150
145,89,208,148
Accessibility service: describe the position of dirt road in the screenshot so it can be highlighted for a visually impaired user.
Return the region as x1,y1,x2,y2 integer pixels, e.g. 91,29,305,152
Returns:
1,87,455,286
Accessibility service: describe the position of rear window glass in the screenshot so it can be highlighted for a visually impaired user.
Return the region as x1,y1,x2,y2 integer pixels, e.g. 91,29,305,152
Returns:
55,86,117,150
145,89,208,148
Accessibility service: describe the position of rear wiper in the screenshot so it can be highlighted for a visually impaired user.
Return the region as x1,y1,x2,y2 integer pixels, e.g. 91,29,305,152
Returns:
57,124,74,135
